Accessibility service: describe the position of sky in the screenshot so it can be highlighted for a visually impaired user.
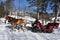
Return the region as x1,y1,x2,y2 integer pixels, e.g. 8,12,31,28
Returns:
14,0,29,10
0,0,53,14
14,0,53,13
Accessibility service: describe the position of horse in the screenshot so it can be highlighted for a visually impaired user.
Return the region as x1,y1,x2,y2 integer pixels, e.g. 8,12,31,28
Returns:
5,16,27,32
5,16,14,23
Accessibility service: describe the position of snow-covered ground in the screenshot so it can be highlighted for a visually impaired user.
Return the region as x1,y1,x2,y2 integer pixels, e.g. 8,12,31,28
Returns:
0,21,60,40
0,15,60,40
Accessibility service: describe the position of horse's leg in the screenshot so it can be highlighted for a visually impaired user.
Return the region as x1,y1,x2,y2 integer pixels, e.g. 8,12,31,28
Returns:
5,20,6,24
5,20,7,24
22,24,26,32
10,22,15,31
18,23,25,32
23,20,27,32
18,25,25,32
23,23,27,32
18,24,21,32
16,24,18,29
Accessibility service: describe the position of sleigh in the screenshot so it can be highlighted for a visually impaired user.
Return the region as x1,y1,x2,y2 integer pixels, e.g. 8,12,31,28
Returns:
42,23,59,33
31,23,41,32
32,22,59,33
42,23,53,33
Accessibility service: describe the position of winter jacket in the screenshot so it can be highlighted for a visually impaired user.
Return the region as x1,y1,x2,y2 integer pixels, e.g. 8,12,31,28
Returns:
36,22,41,29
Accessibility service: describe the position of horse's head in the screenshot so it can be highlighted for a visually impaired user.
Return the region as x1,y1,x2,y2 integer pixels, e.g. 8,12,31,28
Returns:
6,16,13,22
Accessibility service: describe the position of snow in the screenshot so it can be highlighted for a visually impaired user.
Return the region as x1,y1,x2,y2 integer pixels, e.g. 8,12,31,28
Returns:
0,18,6,23
58,24,60,28
52,17,60,21
52,17,60,23
0,16,60,40
0,21,60,40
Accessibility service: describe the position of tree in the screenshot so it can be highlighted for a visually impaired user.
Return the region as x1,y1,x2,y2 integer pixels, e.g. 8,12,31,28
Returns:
27,0,48,24
0,1,5,17
49,0,60,23
5,0,14,11
4,0,15,16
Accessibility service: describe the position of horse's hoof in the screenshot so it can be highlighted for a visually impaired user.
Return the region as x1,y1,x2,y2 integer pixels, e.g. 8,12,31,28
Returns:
18,30,20,32
10,30,12,32
10,30,16,32
23,30,26,32
13,30,16,31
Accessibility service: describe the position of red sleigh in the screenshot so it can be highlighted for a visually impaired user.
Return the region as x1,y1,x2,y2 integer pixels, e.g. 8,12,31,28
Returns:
32,22,59,33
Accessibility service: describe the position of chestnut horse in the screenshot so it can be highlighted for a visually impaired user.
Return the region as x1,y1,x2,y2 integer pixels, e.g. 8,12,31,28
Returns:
6,16,27,32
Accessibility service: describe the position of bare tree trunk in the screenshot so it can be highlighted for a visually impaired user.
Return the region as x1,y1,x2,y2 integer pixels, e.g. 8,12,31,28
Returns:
53,2,57,23
37,12,39,19
37,6,39,20
42,14,44,24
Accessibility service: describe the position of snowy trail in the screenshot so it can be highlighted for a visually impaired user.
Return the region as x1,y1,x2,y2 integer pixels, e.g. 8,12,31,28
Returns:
37,33,60,40
30,32,47,40
0,23,60,40
0,23,46,40
6,30,45,40
5,24,45,40
4,23,46,40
